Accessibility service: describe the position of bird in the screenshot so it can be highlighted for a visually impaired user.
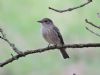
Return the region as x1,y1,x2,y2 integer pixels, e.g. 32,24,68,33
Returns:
37,18,69,59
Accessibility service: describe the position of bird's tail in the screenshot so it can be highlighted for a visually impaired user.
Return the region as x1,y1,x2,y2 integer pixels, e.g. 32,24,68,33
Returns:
59,48,69,59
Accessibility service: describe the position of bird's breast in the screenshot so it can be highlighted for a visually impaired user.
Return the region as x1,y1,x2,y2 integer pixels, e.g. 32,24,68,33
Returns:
42,27,61,45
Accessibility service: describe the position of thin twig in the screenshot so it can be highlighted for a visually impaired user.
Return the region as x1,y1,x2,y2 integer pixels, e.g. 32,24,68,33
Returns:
0,43,100,67
0,28,23,55
86,27,100,37
85,19,100,37
49,0,92,13
85,19,100,29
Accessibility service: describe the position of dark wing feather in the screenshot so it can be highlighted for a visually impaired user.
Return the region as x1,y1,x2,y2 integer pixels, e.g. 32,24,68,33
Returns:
53,26,64,45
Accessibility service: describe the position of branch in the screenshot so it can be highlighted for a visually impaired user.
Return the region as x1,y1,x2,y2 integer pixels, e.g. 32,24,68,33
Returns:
86,27,100,37
0,28,23,54
49,0,92,13
85,19,100,37
85,19,100,29
1,43,100,67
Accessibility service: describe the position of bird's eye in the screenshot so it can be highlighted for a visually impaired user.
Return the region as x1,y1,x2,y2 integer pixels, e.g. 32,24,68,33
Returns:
44,20,48,22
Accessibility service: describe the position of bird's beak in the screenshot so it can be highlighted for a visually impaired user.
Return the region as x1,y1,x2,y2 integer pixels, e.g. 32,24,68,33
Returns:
37,20,42,23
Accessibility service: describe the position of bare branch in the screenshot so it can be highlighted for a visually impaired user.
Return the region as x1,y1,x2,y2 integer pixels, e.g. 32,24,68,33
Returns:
0,28,23,55
86,27,100,37
85,19,100,29
0,43,100,67
85,19,100,37
49,0,92,13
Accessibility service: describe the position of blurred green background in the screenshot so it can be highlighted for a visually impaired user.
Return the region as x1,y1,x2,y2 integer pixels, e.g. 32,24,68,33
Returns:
0,0,100,75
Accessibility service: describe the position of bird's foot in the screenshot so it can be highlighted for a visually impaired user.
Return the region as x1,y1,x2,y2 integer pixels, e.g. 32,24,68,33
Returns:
54,44,57,47
47,43,51,48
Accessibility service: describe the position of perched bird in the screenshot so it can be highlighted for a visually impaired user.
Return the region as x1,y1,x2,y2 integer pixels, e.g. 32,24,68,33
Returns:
37,18,69,59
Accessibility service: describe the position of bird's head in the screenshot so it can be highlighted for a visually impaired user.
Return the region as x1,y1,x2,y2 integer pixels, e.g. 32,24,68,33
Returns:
37,18,54,26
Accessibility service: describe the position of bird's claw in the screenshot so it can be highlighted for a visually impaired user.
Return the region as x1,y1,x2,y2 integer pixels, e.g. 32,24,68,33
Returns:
54,44,57,47
47,43,51,48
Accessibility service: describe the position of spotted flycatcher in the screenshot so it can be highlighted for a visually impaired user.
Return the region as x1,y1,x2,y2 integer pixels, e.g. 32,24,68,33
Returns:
37,18,69,59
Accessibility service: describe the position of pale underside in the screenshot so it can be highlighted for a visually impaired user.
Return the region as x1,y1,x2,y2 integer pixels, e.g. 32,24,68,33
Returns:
42,27,62,46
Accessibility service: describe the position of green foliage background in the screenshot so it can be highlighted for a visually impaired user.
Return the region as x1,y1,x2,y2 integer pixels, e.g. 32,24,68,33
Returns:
0,0,100,75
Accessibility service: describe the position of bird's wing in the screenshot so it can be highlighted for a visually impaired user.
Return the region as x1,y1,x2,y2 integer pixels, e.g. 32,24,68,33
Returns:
53,26,64,45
